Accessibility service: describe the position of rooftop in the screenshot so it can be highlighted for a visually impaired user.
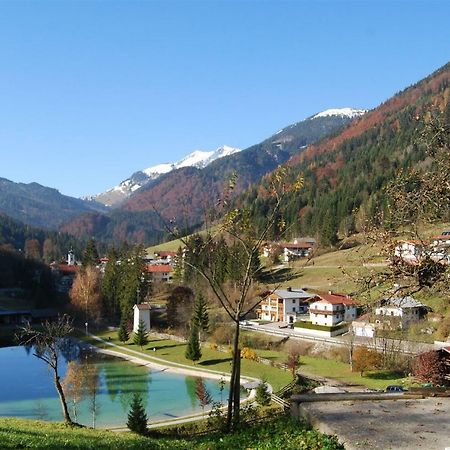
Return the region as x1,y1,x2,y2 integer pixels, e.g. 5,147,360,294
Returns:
381,296,425,309
271,288,314,300
314,292,357,306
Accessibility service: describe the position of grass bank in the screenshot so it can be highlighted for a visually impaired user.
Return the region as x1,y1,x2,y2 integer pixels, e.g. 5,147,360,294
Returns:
0,415,344,449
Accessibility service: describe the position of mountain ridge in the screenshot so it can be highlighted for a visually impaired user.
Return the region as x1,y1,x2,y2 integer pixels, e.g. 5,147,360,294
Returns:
93,145,241,207
0,177,108,230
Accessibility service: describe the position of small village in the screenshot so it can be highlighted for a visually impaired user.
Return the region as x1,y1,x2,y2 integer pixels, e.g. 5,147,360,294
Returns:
0,5,449,448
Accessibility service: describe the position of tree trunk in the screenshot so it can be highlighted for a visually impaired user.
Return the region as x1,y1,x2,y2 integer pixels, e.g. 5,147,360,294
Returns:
54,371,73,424
233,347,241,427
226,319,241,431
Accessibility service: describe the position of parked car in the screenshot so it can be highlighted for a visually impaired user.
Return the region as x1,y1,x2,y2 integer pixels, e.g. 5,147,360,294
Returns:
386,385,406,392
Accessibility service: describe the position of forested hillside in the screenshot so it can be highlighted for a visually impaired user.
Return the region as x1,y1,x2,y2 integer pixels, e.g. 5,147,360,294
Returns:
0,178,108,230
0,213,82,261
61,113,358,244
243,63,450,245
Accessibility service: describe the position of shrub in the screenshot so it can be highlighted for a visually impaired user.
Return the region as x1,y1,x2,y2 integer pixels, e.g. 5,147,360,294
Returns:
352,346,382,376
241,347,258,361
413,351,447,385
211,325,234,345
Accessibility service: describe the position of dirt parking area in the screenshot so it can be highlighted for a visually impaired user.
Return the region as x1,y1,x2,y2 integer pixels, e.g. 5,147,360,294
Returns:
300,397,450,450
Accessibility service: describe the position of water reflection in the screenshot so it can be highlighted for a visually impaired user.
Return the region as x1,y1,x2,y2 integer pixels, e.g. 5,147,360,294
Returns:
0,346,230,428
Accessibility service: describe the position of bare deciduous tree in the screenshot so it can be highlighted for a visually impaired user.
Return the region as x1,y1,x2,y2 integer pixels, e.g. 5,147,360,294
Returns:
156,167,303,430
18,315,75,424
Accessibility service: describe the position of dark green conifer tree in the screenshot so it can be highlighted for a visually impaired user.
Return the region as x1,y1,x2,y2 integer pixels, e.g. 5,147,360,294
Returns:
255,379,271,406
185,325,202,363
102,248,120,323
118,317,129,343
192,294,209,340
126,394,148,435
118,246,150,321
82,238,99,267
133,320,148,350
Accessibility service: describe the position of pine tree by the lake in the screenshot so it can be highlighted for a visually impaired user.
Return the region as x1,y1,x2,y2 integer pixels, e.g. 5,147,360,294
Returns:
118,317,129,343
185,325,202,363
126,394,148,435
133,320,148,350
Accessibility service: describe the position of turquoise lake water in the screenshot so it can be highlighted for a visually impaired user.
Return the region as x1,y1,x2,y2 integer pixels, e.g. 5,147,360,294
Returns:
0,346,230,428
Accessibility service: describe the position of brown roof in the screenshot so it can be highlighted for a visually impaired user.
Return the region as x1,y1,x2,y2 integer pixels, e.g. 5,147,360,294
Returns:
314,292,357,306
157,251,177,257
134,303,151,310
146,264,173,273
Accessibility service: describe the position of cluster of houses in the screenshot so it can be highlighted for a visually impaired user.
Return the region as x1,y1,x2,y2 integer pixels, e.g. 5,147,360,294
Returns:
255,287,431,339
394,231,450,265
144,250,176,282
48,249,178,293
263,238,316,262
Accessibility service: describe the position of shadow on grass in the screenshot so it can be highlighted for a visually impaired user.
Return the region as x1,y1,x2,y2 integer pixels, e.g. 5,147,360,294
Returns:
258,267,300,284
365,370,404,380
199,358,232,366
145,343,185,351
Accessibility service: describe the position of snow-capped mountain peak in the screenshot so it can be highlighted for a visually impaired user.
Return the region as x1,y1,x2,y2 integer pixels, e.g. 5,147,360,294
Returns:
312,108,367,119
175,150,215,169
94,145,241,206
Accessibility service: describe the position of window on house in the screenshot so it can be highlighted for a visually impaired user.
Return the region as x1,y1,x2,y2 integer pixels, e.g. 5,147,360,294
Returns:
325,314,328,318
293,299,296,304
292,307,296,312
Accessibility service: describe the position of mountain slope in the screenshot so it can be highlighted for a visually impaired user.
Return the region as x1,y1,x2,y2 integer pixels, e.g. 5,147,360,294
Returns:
94,145,241,207
62,110,363,243
244,62,450,245
0,178,108,230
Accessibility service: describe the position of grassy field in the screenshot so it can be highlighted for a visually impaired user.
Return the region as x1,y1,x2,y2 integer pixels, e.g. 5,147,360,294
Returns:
0,415,344,449
87,330,407,391
87,330,293,391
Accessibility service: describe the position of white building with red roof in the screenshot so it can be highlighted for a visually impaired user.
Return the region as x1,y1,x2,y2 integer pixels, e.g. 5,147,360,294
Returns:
146,264,173,282
309,292,358,327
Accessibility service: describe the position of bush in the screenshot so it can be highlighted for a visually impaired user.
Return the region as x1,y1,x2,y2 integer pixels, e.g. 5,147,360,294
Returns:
241,347,258,361
413,351,447,385
211,325,234,345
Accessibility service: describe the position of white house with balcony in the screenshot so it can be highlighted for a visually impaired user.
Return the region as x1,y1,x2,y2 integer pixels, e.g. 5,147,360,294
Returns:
309,292,357,327
256,287,314,323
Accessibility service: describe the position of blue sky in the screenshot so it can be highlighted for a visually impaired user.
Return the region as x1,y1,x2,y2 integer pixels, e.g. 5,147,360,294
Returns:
0,0,449,198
